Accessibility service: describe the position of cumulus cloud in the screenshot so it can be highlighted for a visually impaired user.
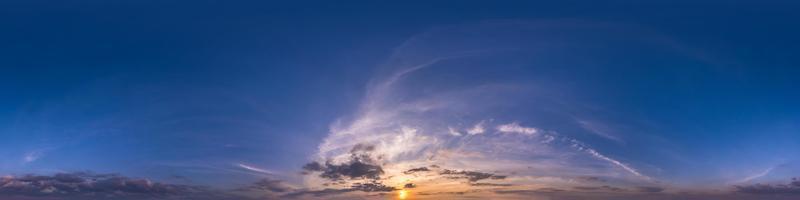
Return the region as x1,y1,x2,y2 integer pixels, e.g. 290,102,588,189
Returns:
302,160,384,181
303,145,384,181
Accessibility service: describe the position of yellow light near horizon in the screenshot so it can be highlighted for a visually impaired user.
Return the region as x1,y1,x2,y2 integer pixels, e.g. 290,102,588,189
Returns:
398,189,408,199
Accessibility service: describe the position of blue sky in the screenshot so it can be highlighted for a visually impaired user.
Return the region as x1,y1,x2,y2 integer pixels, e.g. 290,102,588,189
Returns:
2,1,800,200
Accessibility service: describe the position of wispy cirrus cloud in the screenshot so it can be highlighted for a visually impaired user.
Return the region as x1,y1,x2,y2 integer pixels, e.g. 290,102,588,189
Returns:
304,20,669,199
734,177,800,194
22,151,44,164
237,163,273,175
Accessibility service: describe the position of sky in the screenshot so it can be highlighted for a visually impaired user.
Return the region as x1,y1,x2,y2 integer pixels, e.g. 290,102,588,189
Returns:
2,1,800,200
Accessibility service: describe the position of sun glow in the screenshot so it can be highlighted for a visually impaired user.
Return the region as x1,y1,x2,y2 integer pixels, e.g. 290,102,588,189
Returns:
398,189,408,199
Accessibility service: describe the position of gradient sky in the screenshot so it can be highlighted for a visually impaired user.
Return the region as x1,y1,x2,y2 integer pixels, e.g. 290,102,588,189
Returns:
2,1,800,200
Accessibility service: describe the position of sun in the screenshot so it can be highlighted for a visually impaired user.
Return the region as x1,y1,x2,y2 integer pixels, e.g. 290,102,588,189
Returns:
398,189,409,199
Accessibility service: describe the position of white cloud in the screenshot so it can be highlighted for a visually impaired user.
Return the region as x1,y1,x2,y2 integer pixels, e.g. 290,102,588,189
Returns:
307,22,661,191
237,163,273,175
577,119,624,143
584,148,647,179
734,166,775,184
467,121,486,135
541,134,555,144
496,122,538,135
448,127,462,136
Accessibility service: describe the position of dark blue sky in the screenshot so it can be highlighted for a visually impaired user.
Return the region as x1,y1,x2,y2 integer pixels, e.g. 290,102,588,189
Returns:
2,1,800,200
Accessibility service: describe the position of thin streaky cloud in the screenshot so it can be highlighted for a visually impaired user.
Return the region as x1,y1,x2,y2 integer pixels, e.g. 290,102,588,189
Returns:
237,163,274,175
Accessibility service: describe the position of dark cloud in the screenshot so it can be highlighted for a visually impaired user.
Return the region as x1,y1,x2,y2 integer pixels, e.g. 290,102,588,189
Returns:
735,178,800,194
571,185,664,193
470,182,512,187
573,185,626,192
283,188,354,198
351,182,395,192
349,144,376,153
439,169,506,182
403,167,431,174
635,186,665,193
302,160,384,181
417,190,482,196
494,188,566,195
576,176,606,183
536,188,568,193
282,182,395,198
303,144,384,181
489,182,800,200
404,183,416,188
0,172,232,200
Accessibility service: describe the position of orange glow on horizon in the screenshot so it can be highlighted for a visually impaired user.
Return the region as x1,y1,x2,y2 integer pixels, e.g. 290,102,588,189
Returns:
398,189,409,199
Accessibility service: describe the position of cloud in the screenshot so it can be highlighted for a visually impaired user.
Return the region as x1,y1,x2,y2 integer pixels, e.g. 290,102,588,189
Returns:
403,167,431,174
302,160,384,181
494,188,565,195
576,176,606,183
21,149,51,164
573,185,626,192
439,169,507,182
635,186,665,193
470,182,512,187
350,182,395,192
282,188,354,198
237,163,273,175
582,146,648,179
242,178,292,193
303,145,384,181
496,122,538,135
734,177,800,194
447,127,462,136
0,172,232,200
734,166,775,184
466,121,486,135
576,119,624,143
304,20,705,197
282,182,395,198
